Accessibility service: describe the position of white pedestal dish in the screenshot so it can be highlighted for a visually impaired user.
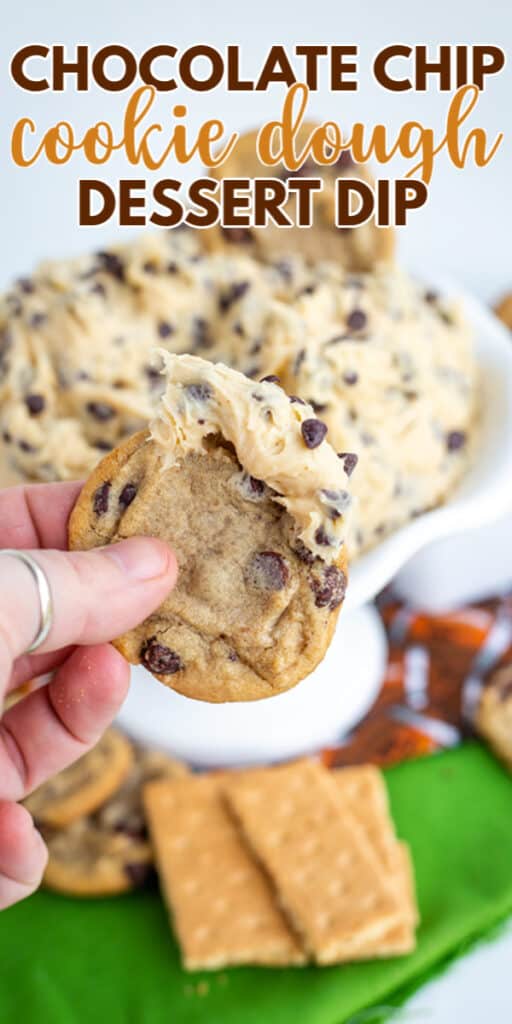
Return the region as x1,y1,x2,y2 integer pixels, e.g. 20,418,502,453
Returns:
117,287,512,766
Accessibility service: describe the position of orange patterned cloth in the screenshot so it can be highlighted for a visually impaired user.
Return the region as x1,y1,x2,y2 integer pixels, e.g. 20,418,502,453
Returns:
323,591,512,769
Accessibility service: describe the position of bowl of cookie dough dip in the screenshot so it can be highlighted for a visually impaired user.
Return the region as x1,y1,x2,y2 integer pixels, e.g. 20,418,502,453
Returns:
1,233,511,765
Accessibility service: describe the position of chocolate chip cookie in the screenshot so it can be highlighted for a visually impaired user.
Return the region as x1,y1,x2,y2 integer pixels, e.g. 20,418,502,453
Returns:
203,123,395,271
69,353,352,702
24,728,134,827
42,746,188,896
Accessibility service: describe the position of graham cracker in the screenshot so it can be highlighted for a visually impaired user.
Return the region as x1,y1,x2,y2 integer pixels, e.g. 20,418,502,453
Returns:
223,758,406,965
143,774,306,971
333,766,419,927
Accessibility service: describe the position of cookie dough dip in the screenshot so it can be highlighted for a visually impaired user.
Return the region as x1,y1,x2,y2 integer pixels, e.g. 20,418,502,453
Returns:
69,353,353,702
281,265,478,556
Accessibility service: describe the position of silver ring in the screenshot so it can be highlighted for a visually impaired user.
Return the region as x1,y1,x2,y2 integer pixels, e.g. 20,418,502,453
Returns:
1,549,53,653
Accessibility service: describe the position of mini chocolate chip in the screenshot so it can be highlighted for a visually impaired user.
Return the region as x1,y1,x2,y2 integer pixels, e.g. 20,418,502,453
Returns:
233,322,245,337
186,382,212,402
247,475,265,495
289,395,306,405
96,251,125,282
17,277,34,294
124,863,151,887
424,289,439,303
260,374,281,385
301,419,328,448
219,281,250,313
193,318,214,351
30,312,47,328
25,394,45,416
338,452,358,477
143,260,157,274
94,440,112,451
228,650,238,662
141,639,183,675
314,526,332,547
293,349,306,375
119,483,137,509
157,321,174,338
90,281,106,297
167,261,178,274
347,309,367,331
293,539,316,565
246,551,290,591
2,431,11,444
93,481,111,516
298,284,316,297
274,260,293,282
221,227,253,244
145,366,162,389
310,565,347,610
310,400,328,414
343,371,359,386
19,440,36,453
86,402,115,422
446,430,467,452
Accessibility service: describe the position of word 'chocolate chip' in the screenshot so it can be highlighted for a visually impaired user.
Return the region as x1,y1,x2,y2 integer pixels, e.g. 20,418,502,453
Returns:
93,481,111,516
246,551,289,591
25,393,45,416
119,483,137,509
141,638,183,675
301,418,328,448
310,565,347,610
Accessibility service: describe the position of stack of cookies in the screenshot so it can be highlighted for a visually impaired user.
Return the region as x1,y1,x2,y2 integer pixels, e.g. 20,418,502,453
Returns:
24,729,189,896
144,758,418,970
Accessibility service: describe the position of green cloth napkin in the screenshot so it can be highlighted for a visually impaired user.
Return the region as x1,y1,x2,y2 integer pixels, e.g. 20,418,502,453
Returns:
1,742,511,1024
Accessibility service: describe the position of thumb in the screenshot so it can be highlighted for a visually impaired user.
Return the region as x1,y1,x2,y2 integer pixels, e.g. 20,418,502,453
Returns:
0,538,177,665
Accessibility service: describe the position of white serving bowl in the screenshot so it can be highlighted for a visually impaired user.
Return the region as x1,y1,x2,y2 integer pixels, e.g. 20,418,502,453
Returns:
117,286,512,766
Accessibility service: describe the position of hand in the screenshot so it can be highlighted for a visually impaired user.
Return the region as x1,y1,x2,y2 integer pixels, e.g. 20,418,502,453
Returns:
0,480,177,909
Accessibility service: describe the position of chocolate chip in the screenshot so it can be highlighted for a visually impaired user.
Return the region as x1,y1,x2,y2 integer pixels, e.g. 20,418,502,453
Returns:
293,539,316,565
247,475,265,495
124,862,151,887
424,289,439,304
19,440,36,453
221,227,253,244
96,251,125,282
90,281,106,297
157,321,174,338
260,375,281,385
228,650,238,662
93,481,111,516
145,366,162,390
314,526,332,547
289,395,306,405
143,260,157,274
141,639,183,675
193,318,214,351
2,431,11,444
446,430,467,452
338,452,358,477
301,418,328,448
167,261,178,274
298,284,316,297
245,551,290,591
17,277,34,294
119,483,137,509
274,260,293,282
94,440,112,451
219,281,250,313
293,349,306,375
310,565,347,610
310,400,328,415
233,322,245,337
186,382,212,402
343,371,359,386
86,402,115,422
347,309,367,331
30,312,47,328
25,394,45,416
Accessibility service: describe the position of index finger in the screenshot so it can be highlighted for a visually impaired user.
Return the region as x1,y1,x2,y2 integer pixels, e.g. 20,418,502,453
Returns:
0,481,83,551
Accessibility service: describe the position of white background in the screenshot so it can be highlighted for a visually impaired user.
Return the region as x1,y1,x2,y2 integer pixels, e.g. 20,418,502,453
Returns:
2,2,512,1020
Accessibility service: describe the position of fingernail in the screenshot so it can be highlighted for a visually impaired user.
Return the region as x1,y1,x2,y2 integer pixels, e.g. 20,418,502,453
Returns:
106,538,173,581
